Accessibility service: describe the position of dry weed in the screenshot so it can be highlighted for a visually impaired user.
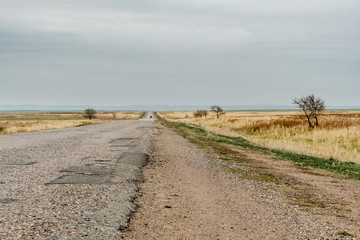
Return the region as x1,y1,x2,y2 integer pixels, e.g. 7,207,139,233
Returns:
159,111,360,163
0,112,143,134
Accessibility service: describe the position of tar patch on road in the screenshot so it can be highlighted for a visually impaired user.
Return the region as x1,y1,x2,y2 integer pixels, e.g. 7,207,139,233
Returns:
109,138,138,146
117,153,149,167
0,198,18,204
45,151,149,185
0,161,38,166
45,166,114,185
45,174,112,185
59,166,113,175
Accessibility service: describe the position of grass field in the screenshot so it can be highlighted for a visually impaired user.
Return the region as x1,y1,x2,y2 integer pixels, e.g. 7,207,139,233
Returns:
158,111,360,164
0,112,143,134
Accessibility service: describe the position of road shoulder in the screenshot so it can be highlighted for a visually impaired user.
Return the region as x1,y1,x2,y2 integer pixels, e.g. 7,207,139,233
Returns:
124,123,356,239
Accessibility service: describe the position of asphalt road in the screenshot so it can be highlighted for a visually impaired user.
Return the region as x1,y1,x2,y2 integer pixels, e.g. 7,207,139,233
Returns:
0,113,157,239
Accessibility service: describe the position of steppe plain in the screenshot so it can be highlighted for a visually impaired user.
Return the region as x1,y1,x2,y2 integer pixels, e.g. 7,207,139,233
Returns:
1,111,360,239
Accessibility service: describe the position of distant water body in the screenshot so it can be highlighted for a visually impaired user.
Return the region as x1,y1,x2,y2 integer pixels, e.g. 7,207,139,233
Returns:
0,106,359,113
0,110,139,113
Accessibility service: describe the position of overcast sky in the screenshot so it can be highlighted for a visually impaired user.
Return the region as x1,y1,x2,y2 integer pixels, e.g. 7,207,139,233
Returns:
0,0,359,106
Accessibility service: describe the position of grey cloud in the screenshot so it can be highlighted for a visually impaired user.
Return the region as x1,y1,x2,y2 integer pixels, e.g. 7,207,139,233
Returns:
0,0,359,106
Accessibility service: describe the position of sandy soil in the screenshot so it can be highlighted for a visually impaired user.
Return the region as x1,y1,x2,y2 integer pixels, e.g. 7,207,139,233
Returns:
124,123,359,240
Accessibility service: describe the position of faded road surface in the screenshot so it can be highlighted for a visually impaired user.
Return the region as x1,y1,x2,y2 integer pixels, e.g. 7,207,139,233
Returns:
0,113,157,239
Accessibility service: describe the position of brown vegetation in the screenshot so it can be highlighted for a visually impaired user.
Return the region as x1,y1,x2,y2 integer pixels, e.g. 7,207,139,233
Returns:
193,110,208,118
159,111,360,163
0,112,143,134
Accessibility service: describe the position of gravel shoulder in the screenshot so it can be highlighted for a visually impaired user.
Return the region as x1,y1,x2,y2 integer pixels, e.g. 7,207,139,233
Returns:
124,122,359,239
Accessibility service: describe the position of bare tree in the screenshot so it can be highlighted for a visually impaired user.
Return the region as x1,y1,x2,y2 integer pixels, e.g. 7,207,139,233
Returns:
210,105,225,119
293,94,325,127
84,108,97,120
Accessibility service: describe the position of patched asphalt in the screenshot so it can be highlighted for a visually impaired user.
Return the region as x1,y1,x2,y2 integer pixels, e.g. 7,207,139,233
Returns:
0,114,157,239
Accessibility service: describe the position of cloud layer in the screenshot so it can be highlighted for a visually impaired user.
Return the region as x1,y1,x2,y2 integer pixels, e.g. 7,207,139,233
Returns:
0,0,359,106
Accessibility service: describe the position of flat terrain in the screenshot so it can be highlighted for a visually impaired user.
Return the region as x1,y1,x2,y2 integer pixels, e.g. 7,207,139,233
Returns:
0,112,143,134
159,111,360,163
125,121,360,239
0,114,157,239
1,112,359,239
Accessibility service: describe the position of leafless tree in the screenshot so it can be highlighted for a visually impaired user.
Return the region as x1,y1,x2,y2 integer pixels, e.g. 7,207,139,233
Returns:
84,108,97,120
210,105,225,119
293,94,325,127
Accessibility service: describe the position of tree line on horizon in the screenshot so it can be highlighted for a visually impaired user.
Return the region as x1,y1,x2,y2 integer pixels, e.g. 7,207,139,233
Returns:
84,94,326,128
192,94,326,128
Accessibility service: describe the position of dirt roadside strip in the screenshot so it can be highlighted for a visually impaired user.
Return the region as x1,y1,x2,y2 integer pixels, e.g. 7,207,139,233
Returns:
124,122,359,239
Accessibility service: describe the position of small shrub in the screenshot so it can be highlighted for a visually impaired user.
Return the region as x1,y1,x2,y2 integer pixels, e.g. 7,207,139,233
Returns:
193,110,203,118
193,110,208,118
200,110,208,118
84,108,97,120
0,126,6,132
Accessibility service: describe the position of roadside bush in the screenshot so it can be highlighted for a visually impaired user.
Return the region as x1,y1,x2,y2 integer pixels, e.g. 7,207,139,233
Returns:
84,108,97,120
193,110,208,118
193,110,202,118
200,110,208,118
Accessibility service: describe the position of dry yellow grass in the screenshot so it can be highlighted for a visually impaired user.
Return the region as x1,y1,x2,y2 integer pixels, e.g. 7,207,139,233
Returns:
159,111,360,164
0,112,143,134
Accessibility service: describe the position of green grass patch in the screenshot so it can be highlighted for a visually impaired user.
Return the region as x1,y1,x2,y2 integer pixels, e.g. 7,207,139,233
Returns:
338,231,352,237
75,122,93,127
139,112,146,119
0,126,6,131
157,114,360,181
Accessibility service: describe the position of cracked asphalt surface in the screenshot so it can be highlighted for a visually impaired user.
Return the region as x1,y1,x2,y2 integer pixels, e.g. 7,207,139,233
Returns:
0,113,157,239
